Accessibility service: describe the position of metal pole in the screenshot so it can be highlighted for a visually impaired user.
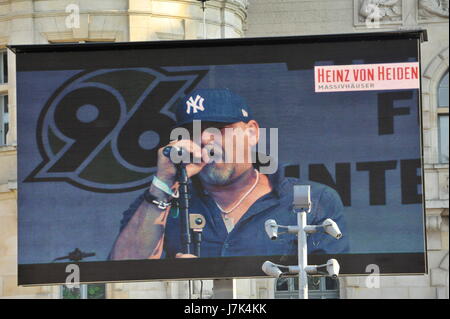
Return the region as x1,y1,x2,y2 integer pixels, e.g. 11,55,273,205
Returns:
298,211,308,299
202,1,206,39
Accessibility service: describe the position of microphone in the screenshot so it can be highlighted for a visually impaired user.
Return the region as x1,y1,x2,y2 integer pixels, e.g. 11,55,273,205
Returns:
163,146,183,159
163,145,203,163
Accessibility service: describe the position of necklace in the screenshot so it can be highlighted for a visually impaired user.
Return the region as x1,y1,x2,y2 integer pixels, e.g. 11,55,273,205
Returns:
214,169,260,214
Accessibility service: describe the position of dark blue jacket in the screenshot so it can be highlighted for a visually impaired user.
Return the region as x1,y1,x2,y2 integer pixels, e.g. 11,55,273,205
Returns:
118,167,350,258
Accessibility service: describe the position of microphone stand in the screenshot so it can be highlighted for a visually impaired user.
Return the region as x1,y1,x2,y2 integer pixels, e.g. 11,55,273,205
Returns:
193,231,202,257
53,248,96,262
164,145,205,257
176,163,192,255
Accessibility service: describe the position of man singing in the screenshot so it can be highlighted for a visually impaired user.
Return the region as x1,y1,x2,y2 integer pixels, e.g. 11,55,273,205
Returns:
110,88,349,260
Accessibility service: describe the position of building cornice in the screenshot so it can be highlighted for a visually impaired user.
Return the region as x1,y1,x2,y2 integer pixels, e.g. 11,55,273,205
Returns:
0,0,248,22
0,10,245,36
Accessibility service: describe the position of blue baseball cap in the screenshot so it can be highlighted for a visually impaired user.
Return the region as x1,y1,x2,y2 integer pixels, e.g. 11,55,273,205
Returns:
175,88,254,127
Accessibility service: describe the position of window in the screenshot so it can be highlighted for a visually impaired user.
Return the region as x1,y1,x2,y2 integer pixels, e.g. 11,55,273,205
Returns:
0,94,8,145
61,283,106,299
275,277,340,299
438,71,449,164
0,50,7,84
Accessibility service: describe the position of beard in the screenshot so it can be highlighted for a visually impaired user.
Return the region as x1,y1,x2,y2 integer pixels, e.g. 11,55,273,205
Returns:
198,143,235,186
198,163,236,186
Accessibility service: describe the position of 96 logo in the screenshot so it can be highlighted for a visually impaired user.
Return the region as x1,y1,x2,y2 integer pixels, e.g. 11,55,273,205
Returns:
25,67,207,192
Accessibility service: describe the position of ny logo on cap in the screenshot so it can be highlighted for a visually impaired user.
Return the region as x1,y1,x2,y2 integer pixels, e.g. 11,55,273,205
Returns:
186,95,205,114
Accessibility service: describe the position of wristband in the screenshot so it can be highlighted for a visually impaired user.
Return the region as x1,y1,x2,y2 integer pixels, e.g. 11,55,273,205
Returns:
152,176,179,198
143,190,172,210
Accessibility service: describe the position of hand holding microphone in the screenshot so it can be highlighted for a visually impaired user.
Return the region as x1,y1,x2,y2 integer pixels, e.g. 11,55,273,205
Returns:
150,140,208,199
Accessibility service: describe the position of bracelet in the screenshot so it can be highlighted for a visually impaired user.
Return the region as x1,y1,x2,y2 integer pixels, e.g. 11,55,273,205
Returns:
143,190,172,210
152,176,179,198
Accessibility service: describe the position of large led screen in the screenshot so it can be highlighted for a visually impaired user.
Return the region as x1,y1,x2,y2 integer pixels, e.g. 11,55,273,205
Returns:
13,31,427,285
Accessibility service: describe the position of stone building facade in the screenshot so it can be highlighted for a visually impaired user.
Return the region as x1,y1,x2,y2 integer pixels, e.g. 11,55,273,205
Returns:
0,0,448,299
